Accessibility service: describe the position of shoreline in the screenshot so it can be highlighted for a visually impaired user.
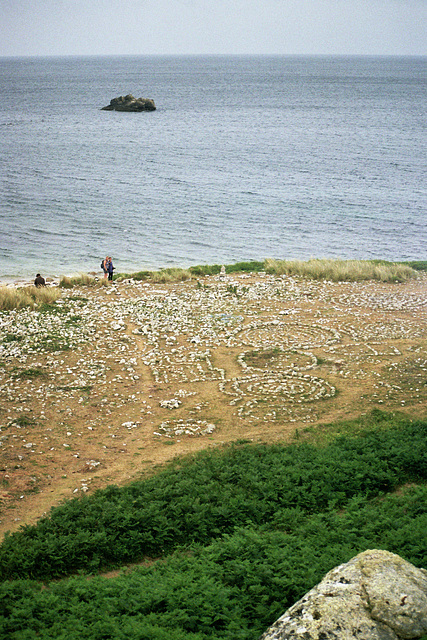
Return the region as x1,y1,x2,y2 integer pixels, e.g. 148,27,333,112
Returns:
0,272,99,288
0,258,426,290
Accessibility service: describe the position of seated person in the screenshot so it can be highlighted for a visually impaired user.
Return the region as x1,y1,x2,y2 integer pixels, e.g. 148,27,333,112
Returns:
34,273,46,287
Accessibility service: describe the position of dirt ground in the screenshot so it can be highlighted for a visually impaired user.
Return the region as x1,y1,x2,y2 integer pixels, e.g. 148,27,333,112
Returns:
0,272,426,539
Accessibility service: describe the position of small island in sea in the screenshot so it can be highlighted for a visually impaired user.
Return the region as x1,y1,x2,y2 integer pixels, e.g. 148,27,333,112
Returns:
101,94,156,111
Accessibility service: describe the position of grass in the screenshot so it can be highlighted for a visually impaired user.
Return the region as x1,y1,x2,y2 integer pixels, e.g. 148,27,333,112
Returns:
403,260,427,272
59,274,105,288
190,261,266,276
2,334,23,343
115,261,265,281
1,259,422,305
115,268,192,283
242,348,282,368
10,367,47,380
36,335,71,352
264,258,419,282
7,414,37,428
0,285,61,311
115,259,420,284
151,268,192,283
2,260,418,301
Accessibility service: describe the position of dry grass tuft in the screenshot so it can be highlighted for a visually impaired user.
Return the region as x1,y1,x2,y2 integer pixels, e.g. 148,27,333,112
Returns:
59,274,99,289
0,285,61,310
150,268,193,283
0,287,32,310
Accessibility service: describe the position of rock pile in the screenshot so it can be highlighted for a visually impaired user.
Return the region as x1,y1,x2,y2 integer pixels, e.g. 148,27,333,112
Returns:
101,94,156,112
260,549,427,640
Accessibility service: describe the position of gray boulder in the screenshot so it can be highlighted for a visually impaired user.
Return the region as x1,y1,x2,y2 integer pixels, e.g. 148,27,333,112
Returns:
260,549,427,640
101,94,156,112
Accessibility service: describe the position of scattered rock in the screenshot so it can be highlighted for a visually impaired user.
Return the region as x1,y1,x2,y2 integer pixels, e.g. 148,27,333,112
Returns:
1,273,426,538
156,419,216,438
101,94,156,112
160,398,181,410
260,549,427,640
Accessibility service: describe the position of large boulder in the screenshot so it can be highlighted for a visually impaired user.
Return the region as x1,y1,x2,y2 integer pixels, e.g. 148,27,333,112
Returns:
101,94,156,112
260,549,427,640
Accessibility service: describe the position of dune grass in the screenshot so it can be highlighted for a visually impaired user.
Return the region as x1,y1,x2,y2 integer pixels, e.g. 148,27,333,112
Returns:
0,285,61,311
116,267,192,283
264,258,419,282
115,261,266,282
150,268,193,283
115,258,420,284
1,258,421,308
59,274,106,288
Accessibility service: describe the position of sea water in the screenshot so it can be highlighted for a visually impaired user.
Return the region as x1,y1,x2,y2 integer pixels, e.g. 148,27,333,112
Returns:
0,55,426,280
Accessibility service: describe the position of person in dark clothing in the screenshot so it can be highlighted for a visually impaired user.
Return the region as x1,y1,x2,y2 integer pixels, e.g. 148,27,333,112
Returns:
34,274,46,287
107,257,115,281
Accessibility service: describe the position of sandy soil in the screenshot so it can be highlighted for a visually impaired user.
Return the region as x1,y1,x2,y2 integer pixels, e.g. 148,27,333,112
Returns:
0,272,426,539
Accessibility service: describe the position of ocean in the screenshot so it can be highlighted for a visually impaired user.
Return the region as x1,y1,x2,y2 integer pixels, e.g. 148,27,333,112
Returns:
0,55,426,281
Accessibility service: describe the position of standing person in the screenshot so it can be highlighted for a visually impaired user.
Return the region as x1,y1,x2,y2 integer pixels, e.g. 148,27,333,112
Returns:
107,257,115,281
34,273,46,287
101,256,109,279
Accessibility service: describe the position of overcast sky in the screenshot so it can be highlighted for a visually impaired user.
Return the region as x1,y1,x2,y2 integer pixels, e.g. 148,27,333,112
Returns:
1,0,426,57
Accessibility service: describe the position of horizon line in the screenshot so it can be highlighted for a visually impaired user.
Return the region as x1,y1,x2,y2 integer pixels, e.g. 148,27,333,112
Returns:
1,52,426,60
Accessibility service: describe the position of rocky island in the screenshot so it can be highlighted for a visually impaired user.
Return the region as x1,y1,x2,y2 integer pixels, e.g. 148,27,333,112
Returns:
101,94,156,112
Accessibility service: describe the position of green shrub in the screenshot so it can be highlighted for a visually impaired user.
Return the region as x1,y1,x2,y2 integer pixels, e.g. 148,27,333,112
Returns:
0,413,425,580
402,261,427,272
0,485,425,640
0,412,426,639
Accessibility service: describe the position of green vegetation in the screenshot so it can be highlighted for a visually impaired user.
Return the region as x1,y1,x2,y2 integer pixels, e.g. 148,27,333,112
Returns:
242,348,282,368
116,261,266,281
0,412,426,639
189,261,265,277
1,258,422,307
114,258,421,284
2,334,23,344
7,415,37,429
403,260,427,272
10,367,47,380
36,334,71,352
116,269,153,281
115,268,192,283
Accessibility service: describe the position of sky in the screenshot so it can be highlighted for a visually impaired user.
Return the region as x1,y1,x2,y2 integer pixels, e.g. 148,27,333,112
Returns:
1,0,426,57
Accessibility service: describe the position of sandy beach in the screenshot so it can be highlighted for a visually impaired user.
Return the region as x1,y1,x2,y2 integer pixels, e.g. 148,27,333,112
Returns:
0,271,426,538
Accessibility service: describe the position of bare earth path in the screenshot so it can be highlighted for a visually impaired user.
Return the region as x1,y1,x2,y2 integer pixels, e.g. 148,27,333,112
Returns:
0,273,426,538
